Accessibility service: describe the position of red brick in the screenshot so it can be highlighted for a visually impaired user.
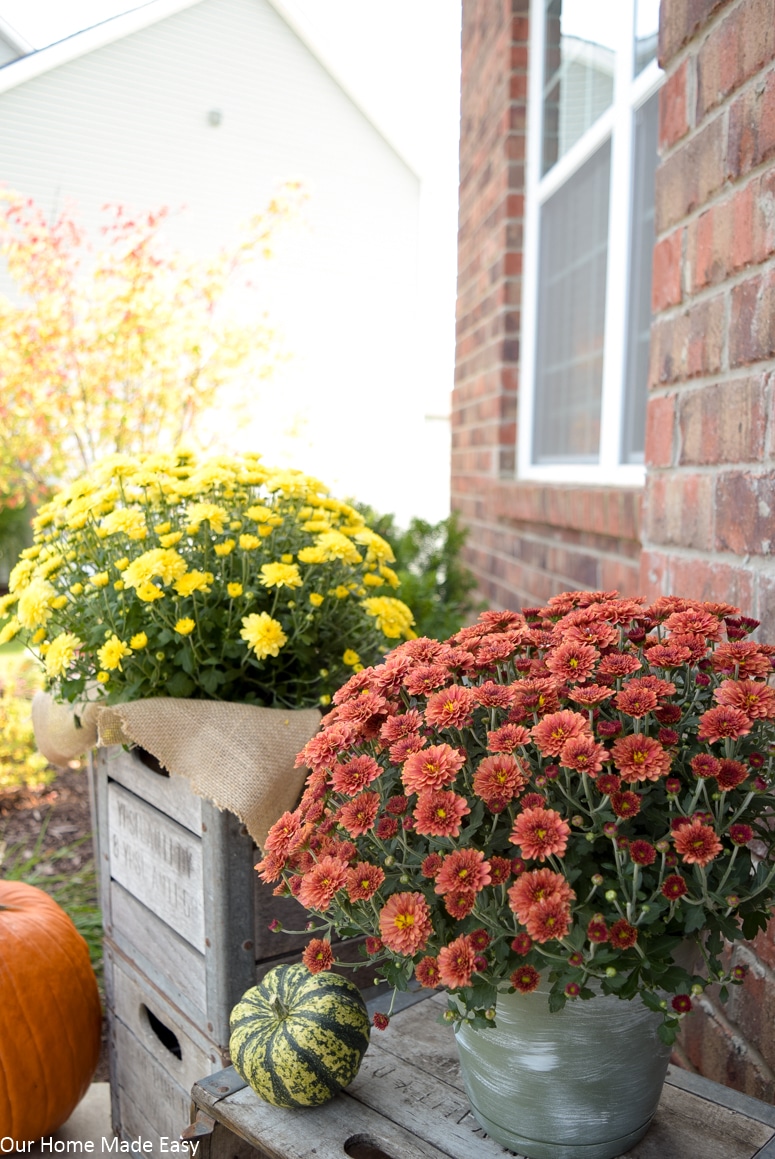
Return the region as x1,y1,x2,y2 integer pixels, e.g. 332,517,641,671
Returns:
686,200,734,289
644,394,677,468
668,556,755,608
730,179,755,271
694,0,775,121
757,572,775,642
652,228,683,310
639,549,670,600
648,295,725,386
730,269,775,367
677,377,768,464
716,470,775,554
727,68,775,181
655,113,726,232
725,947,775,1075
659,0,733,69
644,471,714,550
751,169,775,264
678,994,775,1101
660,60,689,150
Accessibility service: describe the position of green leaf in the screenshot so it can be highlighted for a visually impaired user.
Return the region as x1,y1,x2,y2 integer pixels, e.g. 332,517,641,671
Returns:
548,989,567,1013
657,1022,678,1046
166,671,195,697
382,960,410,991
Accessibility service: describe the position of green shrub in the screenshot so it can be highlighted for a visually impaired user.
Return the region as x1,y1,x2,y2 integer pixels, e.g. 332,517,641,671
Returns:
353,508,485,641
0,654,51,792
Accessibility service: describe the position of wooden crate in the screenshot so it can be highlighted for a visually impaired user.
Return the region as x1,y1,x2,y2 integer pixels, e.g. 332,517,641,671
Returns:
90,745,373,1142
186,993,775,1159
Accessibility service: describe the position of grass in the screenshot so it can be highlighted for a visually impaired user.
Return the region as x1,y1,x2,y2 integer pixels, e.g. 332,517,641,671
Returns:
0,814,103,987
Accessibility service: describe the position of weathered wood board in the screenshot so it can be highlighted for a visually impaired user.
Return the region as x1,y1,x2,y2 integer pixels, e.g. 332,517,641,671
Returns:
108,780,206,947
188,996,775,1159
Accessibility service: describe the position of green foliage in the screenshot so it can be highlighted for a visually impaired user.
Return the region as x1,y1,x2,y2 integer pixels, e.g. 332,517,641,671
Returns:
353,507,484,640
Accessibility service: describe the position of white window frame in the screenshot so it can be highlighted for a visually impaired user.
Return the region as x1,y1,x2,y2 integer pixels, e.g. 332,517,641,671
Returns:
518,0,663,485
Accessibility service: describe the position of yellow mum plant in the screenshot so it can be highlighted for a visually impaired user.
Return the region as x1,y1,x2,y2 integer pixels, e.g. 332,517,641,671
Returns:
3,451,415,709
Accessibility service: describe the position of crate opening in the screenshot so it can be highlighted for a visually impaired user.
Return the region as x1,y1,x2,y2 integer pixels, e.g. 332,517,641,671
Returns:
142,1004,182,1059
344,1136,399,1159
135,747,170,777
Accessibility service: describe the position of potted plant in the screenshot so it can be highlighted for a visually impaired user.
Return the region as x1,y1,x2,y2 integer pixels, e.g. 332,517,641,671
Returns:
260,591,775,1159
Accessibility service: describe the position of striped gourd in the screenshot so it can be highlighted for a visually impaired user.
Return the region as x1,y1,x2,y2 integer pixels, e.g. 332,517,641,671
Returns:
229,964,371,1108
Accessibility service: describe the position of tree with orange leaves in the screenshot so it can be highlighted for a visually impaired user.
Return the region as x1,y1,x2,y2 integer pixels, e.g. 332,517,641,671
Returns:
0,185,302,508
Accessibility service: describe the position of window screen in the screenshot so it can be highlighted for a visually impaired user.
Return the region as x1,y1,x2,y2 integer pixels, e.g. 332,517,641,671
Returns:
533,138,611,463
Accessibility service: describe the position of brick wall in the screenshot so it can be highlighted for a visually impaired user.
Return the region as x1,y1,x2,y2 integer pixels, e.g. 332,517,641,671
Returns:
452,0,643,609
642,0,775,645
643,0,775,1099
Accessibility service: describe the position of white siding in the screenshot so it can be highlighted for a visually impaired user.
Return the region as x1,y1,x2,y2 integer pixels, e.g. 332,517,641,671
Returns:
0,0,431,521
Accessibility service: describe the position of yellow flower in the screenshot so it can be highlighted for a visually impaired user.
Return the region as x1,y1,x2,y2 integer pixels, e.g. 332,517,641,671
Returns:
31,627,47,644
298,546,327,564
174,571,212,597
380,565,400,589
8,558,35,592
175,618,196,636
334,585,350,599
113,580,125,591
213,540,236,556
123,548,186,588
136,580,165,602
239,534,260,551
354,528,395,563
230,520,243,531
45,632,81,678
90,572,110,588
0,618,21,645
343,650,360,667
245,504,273,523
100,509,147,539
69,583,84,596
114,558,129,572
154,521,172,534
281,554,294,564
0,592,18,616
97,671,110,684
98,634,133,671
159,532,183,548
17,578,55,629
259,562,302,590
309,592,324,607
240,612,287,660
363,573,384,587
51,595,69,609
130,633,148,649
227,583,243,598
361,596,416,639
258,526,273,538
319,694,331,706
186,502,228,533
313,531,362,564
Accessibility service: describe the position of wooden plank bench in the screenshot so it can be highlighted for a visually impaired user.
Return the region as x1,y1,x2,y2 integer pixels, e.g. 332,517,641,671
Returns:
184,993,775,1159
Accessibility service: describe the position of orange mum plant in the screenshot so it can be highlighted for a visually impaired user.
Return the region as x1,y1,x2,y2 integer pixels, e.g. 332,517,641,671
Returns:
260,591,775,1043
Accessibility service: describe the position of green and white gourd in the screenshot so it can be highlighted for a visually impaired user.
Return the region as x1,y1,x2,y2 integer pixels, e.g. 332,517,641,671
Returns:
229,964,371,1108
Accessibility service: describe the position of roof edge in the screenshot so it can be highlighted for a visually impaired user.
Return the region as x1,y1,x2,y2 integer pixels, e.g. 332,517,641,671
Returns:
0,0,204,95
264,0,420,180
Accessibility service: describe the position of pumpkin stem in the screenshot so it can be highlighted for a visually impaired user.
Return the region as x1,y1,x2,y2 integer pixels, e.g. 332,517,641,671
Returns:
271,995,290,1020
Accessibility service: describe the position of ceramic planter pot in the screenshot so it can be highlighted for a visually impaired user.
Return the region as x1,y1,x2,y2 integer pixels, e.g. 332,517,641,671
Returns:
454,978,671,1159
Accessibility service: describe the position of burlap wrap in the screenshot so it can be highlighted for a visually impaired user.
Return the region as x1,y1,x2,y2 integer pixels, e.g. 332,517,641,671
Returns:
31,691,321,849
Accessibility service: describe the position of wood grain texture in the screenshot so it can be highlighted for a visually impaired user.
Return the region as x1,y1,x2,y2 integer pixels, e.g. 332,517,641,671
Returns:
107,780,205,947
189,996,775,1159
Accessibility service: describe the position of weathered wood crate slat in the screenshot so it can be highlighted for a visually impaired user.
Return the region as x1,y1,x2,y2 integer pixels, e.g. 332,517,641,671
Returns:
186,994,775,1159
91,744,374,1146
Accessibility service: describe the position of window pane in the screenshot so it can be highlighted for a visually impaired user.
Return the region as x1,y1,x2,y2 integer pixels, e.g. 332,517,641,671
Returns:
622,93,659,463
634,0,660,76
533,139,611,463
542,0,617,174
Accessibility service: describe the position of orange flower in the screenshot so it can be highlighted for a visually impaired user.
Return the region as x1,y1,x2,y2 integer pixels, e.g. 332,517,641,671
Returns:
510,806,570,861
302,938,335,973
379,892,432,955
531,710,591,757
674,820,723,867
437,935,477,989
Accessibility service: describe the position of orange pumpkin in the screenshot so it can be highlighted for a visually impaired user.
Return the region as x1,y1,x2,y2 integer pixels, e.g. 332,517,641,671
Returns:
0,880,102,1141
